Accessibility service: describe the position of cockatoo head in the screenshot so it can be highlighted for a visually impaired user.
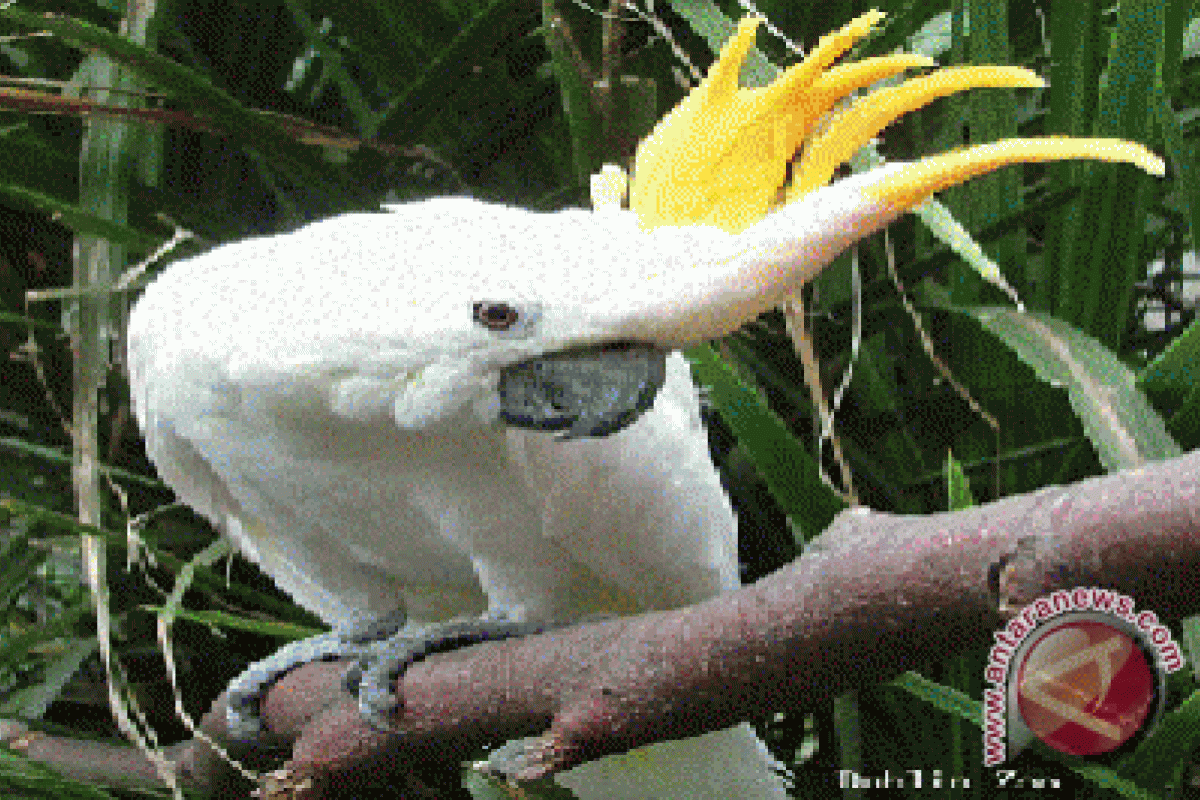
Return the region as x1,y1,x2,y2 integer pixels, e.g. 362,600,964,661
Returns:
461,11,1165,438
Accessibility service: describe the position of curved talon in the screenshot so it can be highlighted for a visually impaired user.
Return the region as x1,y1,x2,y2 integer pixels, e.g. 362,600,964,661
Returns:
226,630,354,741
356,636,424,732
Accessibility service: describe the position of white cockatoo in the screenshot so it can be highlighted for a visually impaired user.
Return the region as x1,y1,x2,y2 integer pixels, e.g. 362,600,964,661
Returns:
126,12,1164,798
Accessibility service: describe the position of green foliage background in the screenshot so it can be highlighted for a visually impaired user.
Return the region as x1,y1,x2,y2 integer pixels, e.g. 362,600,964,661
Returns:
0,0,1198,797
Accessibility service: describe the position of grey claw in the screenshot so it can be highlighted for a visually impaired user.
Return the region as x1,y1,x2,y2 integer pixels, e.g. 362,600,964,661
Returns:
226,631,358,742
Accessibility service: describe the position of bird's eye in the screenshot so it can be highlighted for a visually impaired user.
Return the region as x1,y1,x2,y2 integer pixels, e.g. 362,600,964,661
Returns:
473,301,520,331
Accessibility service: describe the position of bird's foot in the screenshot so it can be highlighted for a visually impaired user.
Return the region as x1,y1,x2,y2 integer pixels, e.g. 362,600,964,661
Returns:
345,617,547,731
224,607,409,743
226,612,557,758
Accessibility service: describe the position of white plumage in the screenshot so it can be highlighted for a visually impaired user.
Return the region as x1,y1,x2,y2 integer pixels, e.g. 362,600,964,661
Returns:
128,184,906,796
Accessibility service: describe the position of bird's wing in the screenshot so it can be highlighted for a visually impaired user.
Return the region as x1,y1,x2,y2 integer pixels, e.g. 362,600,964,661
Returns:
132,368,494,626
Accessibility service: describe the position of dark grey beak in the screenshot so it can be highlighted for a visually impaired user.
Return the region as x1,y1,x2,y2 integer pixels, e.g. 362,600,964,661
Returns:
498,342,668,439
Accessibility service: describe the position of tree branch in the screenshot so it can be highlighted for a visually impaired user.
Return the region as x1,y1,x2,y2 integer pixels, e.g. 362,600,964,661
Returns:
5,450,1199,797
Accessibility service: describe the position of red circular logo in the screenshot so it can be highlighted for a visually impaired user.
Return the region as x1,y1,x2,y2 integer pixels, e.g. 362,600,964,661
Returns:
1015,620,1156,756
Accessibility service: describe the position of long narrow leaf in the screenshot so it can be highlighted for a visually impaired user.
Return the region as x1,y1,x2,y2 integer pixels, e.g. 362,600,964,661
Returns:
921,300,1181,471
685,343,844,540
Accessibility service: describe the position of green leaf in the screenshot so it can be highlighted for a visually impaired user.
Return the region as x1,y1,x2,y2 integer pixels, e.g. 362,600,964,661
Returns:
541,0,602,186
945,451,977,511
891,671,982,726
377,0,524,142
0,609,88,712
279,0,377,136
0,529,48,610
685,343,844,540
0,438,167,491
1116,689,1200,795
1139,316,1200,391
0,745,118,798
4,638,97,721
465,768,580,799
139,606,323,641
920,302,1181,471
